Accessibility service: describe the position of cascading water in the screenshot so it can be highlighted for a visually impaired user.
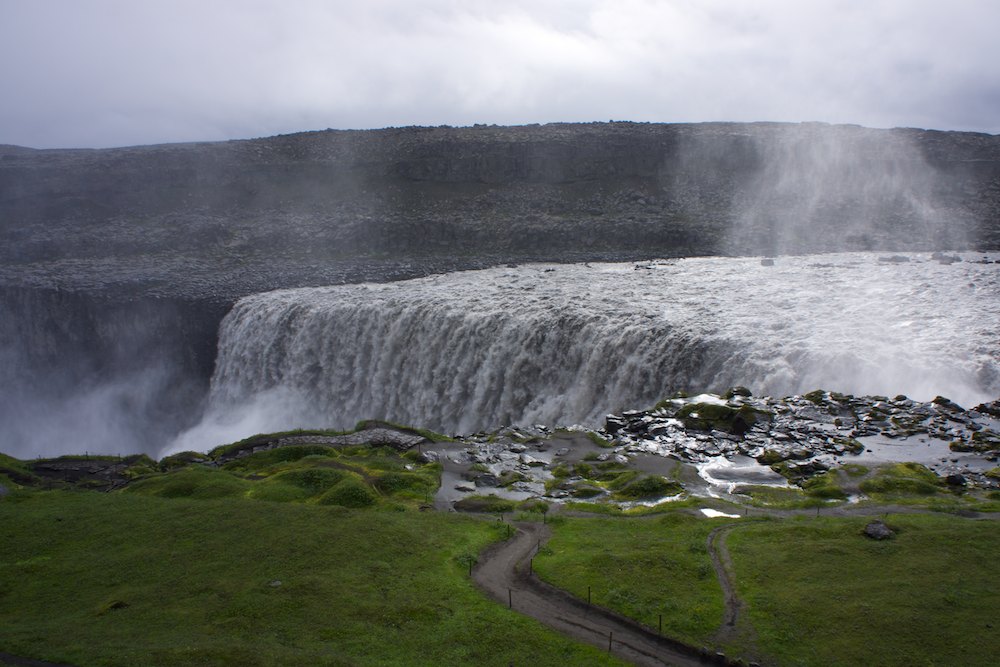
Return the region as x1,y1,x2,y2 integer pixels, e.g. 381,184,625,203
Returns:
170,252,1000,453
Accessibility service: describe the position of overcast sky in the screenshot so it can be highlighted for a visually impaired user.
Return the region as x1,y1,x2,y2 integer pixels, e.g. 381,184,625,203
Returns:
1,0,998,148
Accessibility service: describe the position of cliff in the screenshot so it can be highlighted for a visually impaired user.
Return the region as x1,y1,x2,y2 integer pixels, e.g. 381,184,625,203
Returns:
2,121,998,301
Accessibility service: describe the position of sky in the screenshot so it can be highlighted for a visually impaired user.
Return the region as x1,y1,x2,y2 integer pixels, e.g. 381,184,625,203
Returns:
1,0,998,148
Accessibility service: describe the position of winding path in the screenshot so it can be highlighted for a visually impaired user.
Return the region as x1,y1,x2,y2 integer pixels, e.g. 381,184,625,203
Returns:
705,523,753,649
472,522,720,667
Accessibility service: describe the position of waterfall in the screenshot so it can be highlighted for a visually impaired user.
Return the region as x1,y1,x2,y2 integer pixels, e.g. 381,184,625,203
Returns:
170,252,1000,453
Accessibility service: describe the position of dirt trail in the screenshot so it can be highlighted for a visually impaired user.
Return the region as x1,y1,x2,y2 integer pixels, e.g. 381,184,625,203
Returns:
472,521,719,667
706,525,742,634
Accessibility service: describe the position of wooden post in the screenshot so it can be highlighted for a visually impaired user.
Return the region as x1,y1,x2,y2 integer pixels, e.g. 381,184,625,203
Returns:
588,586,591,605
468,558,473,576
529,558,532,574
608,631,613,653
508,588,512,609
659,614,662,635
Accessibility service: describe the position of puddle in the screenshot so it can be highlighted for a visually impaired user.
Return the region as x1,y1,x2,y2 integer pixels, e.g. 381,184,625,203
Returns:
700,508,741,519
696,455,789,494
840,434,996,473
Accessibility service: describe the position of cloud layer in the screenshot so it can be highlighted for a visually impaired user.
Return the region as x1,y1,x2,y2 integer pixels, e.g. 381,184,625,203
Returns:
2,0,998,148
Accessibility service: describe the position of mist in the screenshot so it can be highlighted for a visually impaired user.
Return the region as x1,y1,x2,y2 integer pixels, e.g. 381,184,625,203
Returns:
165,253,1000,456
0,289,215,459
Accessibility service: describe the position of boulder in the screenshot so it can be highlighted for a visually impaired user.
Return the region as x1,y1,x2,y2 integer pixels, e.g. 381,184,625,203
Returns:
863,520,895,540
604,415,627,433
945,473,967,487
474,473,500,487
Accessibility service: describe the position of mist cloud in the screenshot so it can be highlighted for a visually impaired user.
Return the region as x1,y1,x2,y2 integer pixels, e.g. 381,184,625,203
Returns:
1,0,998,147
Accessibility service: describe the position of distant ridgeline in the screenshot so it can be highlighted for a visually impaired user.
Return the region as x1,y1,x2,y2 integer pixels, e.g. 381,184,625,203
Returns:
2,122,999,297
1,122,999,458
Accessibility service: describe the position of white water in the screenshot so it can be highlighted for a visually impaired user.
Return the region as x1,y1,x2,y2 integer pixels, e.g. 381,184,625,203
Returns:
169,252,1000,453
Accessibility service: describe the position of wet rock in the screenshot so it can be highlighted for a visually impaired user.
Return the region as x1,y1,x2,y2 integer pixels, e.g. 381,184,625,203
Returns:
474,473,500,487
724,385,753,399
974,400,1000,418
945,474,967,487
931,251,962,264
520,454,547,467
605,415,627,433
932,396,965,412
863,520,895,540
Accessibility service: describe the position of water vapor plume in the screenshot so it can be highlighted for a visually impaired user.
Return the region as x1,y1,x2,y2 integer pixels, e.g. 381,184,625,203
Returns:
693,124,975,255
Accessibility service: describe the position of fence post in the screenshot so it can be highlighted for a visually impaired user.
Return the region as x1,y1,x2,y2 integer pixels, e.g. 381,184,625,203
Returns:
608,631,613,653
508,588,512,609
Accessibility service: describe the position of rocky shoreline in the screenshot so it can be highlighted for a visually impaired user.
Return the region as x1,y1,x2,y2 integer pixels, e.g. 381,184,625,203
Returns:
4,390,998,509
434,389,1000,508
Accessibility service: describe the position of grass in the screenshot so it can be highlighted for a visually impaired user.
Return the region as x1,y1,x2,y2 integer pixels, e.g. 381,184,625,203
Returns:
0,490,623,666
726,514,1000,666
858,462,944,497
127,444,442,510
533,513,724,646
733,484,827,509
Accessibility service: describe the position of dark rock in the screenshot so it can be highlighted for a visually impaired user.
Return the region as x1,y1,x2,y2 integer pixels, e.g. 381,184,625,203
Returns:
931,251,961,264
604,415,627,434
932,396,965,412
724,386,753,399
863,520,895,540
474,473,500,487
878,255,911,263
946,473,968,486
760,258,774,266
974,400,1000,418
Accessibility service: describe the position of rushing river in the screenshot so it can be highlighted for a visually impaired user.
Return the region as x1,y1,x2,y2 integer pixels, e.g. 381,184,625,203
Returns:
170,252,1000,453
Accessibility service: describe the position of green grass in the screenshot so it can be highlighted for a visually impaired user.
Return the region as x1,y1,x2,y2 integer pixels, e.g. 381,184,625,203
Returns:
801,472,848,500
128,444,442,510
533,513,724,646
859,462,944,497
726,514,1000,666
733,484,827,509
585,432,615,448
0,491,623,666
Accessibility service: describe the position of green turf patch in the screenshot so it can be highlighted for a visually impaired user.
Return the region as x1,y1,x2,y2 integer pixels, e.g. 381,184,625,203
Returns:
859,462,944,497
533,513,724,646
0,491,623,666
726,514,1000,666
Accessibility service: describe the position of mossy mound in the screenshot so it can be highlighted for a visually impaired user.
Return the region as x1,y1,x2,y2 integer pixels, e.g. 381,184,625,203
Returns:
452,494,517,513
317,478,377,508
674,402,767,435
859,463,943,496
613,475,683,500
126,466,251,500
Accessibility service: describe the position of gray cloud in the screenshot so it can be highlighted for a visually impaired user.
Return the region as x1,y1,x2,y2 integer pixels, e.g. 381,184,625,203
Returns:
1,0,998,148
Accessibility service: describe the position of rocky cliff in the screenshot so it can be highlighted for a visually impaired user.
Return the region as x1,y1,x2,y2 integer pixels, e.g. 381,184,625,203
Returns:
2,121,998,301
1,121,998,456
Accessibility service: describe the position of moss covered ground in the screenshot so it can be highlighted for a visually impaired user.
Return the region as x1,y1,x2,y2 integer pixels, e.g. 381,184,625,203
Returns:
0,491,622,666
532,513,724,646
726,514,1000,666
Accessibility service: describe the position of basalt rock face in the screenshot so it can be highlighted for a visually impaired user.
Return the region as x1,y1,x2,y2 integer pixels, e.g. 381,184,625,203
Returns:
2,122,999,302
